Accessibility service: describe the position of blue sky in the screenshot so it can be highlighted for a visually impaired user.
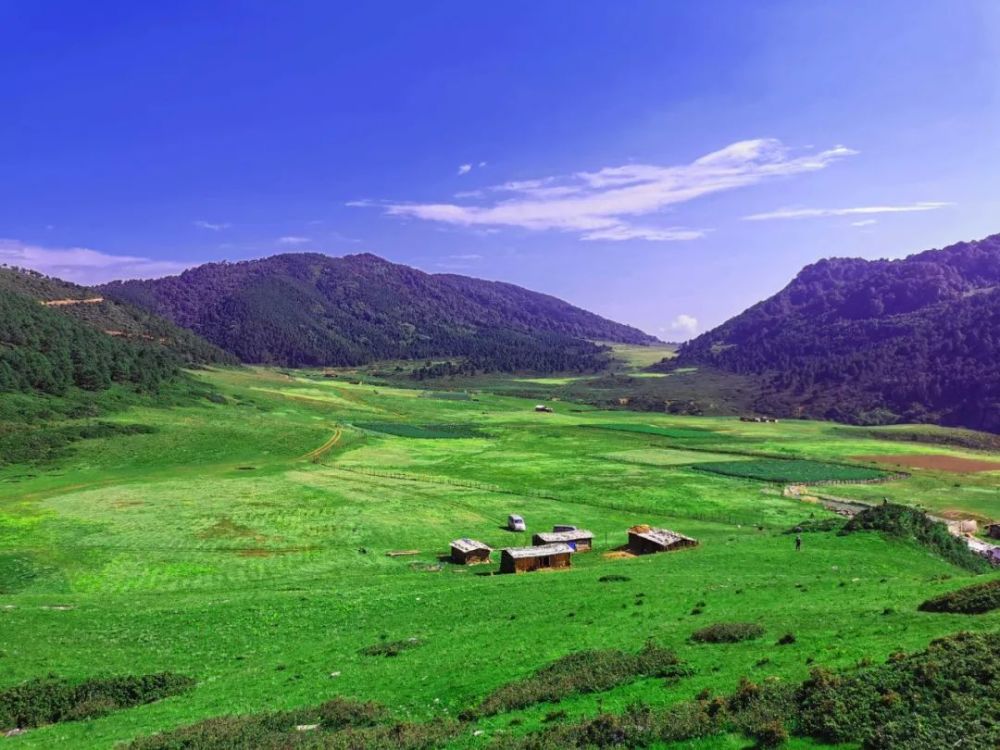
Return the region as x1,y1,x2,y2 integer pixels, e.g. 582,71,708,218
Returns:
2,1,999,339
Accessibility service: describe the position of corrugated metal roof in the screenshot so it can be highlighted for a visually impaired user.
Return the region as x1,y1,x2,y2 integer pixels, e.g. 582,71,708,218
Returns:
630,527,696,546
450,538,491,553
534,530,594,544
502,543,574,559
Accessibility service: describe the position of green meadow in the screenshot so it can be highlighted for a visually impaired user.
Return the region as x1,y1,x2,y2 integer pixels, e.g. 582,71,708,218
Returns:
1,366,999,748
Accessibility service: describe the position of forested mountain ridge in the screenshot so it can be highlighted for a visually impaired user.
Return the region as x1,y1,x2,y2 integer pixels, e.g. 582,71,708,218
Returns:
99,253,657,370
665,234,1000,432
0,267,235,365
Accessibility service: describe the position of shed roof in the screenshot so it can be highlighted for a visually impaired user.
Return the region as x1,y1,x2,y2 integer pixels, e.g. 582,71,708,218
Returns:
534,530,595,544
502,543,574,559
629,526,696,546
450,538,491,553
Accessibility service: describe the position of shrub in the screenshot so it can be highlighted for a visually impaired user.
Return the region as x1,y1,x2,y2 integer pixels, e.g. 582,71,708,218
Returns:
0,673,194,731
691,622,765,644
597,574,630,583
125,697,392,749
777,633,796,645
917,578,1000,614
783,519,842,534
359,638,424,657
475,643,689,716
841,503,989,572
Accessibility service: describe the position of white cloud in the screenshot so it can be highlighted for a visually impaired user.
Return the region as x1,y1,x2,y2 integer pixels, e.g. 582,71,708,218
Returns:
0,239,189,285
194,220,231,231
457,164,473,175
478,161,487,168
360,139,855,241
277,235,311,245
851,219,877,227
665,314,699,339
743,201,952,221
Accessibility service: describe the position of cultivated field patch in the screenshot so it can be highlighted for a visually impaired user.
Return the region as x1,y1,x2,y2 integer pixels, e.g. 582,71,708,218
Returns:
585,423,722,440
695,458,887,483
352,422,484,439
853,453,1000,473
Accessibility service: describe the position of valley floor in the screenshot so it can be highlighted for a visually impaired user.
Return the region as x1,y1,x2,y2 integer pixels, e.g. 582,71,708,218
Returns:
1,367,998,748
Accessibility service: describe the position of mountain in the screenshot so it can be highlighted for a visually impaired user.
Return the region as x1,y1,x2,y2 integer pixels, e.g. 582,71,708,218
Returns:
0,267,235,366
99,253,657,370
663,234,1000,432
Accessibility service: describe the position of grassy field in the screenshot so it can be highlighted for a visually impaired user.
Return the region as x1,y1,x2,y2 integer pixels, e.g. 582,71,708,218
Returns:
1,366,999,748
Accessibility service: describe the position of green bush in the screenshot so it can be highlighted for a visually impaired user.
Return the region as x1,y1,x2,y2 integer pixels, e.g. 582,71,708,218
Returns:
691,622,765,644
918,578,1000,614
359,638,424,657
474,643,690,717
0,673,194,731
841,503,989,572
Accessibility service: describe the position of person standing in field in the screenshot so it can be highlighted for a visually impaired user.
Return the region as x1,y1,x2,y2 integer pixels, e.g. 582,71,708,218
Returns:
795,534,802,551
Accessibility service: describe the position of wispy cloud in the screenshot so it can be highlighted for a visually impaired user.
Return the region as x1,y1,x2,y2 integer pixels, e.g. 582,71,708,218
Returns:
457,164,472,176
277,235,311,245
0,239,189,285
851,219,878,227
194,220,231,231
743,201,952,221
358,139,855,242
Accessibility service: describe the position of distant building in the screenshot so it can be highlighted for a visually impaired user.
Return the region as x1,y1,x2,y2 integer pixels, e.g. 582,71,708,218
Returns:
507,514,526,532
627,525,698,555
450,538,492,565
532,529,595,551
534,405,554,413
500,543,574,574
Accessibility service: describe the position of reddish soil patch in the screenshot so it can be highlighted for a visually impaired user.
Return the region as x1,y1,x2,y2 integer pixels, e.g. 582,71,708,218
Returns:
853,454,1000,474
198,517,266,541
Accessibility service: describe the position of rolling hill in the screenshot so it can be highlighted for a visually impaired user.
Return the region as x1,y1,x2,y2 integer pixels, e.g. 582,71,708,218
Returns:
0,267,235,366
99,253,657,370
662,233,1000,432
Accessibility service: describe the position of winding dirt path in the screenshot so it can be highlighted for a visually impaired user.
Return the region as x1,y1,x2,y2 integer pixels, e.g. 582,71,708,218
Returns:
302,428,343,463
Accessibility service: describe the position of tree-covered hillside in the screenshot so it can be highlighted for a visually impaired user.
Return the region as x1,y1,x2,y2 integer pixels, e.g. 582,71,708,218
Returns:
664,234,1000,432
99,253,657,370
0,267,235,366
0,289,179,396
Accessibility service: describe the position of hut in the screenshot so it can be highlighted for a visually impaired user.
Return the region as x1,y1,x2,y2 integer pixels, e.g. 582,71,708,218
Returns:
534,404,554,413
627,525,698,555
507,514,526,532
449,538,492,565
499,543,574,574
532,528,595,552
986,523,1000,540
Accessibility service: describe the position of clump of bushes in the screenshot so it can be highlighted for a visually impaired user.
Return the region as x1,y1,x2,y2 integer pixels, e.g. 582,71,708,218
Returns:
127,698,457,750
783,519,842,534
840,503,989,572
0,673,194,731
359,637,424,657
918,578,1000,614
597,574,630,583
473,642,690,717
691,622,765,644
777,633,797,645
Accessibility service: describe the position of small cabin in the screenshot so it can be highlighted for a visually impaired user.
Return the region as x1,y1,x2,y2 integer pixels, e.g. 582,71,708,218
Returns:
532,529,595,552
450,538,492,565
627,525,698,555
507,514,526,532
499,543,574,574
986,523,1000,540
534,404,554,413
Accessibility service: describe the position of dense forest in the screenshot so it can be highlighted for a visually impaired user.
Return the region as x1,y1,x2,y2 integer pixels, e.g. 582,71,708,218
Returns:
0,267,235,365
665,234,1000,432
0,289,179,396
100,253,655,371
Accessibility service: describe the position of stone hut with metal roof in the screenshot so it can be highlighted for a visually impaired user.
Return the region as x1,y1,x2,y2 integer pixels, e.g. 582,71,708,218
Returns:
449,538,492,565
499,543,574,574
626,525,698,555
532,528,595,552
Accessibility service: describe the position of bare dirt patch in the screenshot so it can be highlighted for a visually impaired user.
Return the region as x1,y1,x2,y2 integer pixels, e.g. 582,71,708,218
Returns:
853,454,1000,474
198,517,266,542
